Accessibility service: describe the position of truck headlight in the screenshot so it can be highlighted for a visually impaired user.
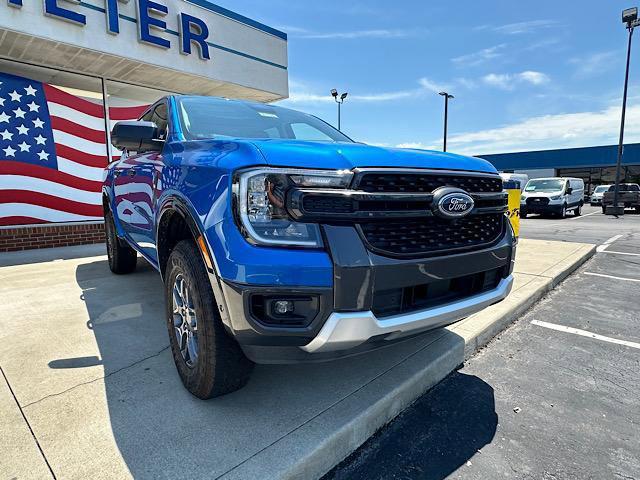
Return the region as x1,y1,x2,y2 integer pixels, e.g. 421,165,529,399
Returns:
234,168,353,247
549,195,562,201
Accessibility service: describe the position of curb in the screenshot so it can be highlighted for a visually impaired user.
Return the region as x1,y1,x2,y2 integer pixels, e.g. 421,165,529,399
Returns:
222,243,597,480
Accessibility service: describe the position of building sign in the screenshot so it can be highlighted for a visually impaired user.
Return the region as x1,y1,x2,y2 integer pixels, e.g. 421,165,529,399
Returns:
8,0,211,60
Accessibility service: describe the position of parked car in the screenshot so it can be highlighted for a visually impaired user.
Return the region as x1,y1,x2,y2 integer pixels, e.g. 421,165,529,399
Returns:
520,177,585,218
601,184,640,213
103,95,516,398
590,185,613,206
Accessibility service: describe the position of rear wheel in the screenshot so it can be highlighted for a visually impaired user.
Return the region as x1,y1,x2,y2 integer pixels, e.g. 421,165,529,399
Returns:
165,240,254,399
105,210,137,274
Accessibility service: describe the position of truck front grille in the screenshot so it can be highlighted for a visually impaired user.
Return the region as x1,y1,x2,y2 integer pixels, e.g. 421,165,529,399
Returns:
526,197,550,206
356,172,503,194
359,213,505,256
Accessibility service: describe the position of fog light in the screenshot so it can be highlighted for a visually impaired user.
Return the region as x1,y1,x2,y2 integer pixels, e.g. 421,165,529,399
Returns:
273,300,294,315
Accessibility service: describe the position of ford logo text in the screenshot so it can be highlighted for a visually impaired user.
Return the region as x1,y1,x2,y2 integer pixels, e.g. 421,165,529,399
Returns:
433,190,475,219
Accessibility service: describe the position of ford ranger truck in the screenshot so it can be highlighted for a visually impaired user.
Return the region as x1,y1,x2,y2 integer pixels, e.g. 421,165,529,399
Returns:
103,95,516,399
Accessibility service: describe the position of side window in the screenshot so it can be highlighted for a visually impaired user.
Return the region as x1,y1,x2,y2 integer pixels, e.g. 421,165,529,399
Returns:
151,103,169,140
140,109,154,122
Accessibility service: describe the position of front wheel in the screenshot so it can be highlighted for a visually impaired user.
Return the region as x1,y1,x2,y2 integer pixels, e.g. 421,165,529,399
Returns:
559,204,567,219
165,240,254,399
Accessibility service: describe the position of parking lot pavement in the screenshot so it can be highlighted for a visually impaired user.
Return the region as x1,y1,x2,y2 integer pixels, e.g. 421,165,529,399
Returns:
328,221,640,480
0,239,594,480
520,204,640,245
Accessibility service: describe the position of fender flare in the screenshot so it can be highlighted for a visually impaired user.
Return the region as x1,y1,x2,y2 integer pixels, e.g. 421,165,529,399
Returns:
156,194,233,331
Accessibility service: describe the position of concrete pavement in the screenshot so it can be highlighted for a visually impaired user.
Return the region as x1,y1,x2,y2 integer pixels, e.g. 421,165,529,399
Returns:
0,239,594,480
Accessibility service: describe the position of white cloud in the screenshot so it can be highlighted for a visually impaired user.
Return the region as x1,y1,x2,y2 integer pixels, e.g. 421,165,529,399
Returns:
282,77,452,105
479,20,559,35
396,142,439,150
482,71,550,90
445,103,640,155
570,51,619,77
452,44,506,67
283,27,427,40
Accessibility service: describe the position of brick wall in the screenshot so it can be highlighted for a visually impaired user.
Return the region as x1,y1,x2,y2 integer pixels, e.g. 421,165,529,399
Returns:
0,222,105,252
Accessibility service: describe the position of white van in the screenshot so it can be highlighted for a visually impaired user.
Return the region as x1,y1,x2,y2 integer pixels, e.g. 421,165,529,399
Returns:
520,177,585,218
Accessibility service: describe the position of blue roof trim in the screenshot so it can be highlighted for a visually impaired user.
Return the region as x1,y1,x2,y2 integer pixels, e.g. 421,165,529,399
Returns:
77,1,287,70
184,0,287,40
480,143,640,170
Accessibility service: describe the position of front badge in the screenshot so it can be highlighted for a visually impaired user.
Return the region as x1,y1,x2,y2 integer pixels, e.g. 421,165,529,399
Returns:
433,188,475,219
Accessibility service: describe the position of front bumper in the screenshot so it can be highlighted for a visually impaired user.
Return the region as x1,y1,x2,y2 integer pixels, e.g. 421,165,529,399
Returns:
217,219,516,364
302,276,513,354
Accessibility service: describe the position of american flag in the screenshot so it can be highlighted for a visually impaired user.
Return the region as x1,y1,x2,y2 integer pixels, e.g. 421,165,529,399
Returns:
0,72,148,226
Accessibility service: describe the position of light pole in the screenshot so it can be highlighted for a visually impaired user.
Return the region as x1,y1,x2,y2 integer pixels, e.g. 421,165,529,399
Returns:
331,89,348,131
439,92,454,152
608,7,640,216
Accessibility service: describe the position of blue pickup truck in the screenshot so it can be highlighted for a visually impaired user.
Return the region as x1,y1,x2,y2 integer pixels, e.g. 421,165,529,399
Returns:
104,95,516,398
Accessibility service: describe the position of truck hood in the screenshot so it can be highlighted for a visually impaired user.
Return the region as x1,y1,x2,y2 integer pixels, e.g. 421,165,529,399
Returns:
248,139,497,174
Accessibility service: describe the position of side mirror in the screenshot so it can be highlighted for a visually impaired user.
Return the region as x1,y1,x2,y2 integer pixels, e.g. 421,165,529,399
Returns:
566,187,573,195
111,121,162,153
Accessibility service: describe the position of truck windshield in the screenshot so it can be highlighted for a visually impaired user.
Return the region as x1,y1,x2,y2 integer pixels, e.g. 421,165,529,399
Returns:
593,186,609,193
177,97,353,143
525,179,565,193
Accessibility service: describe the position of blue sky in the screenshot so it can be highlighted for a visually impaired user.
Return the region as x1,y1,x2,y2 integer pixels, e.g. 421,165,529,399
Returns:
220,0,639,155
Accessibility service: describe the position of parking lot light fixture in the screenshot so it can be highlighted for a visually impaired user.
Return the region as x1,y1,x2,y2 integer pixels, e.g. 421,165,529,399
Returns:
331,89,348,131
608,7,640,216
439,92,454,152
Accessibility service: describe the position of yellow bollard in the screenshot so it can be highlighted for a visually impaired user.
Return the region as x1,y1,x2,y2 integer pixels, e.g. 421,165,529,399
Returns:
504,180,520,238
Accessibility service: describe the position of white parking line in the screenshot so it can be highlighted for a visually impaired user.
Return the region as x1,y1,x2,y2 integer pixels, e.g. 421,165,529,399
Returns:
532,320,640,350
569,211,599,220
584,272,640,283
600,250,640,257
597,234,624,253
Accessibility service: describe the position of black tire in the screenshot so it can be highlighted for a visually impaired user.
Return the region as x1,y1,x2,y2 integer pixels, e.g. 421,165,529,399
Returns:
635,206,640,215
602,206,607,214
559,204,567,219
574,204,582,216
165,240,253,399
105,210,137,274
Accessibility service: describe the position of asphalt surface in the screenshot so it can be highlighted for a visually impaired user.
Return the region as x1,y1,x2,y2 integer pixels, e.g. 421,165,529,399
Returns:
326,206,640,480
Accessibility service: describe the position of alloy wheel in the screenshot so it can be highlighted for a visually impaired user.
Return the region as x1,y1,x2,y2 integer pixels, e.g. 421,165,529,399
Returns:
172,274,199,368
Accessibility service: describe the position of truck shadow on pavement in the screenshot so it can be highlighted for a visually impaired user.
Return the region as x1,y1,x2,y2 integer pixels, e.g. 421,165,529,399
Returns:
65,257,498,479
325,372,498,480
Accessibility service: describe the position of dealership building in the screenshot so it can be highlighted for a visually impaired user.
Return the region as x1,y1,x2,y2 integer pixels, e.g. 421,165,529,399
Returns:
480,143,640,193
0,0,287,251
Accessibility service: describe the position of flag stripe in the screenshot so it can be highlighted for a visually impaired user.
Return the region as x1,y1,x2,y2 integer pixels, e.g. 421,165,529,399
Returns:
0,204,102,223
51,116,107,144
0,175,102,204
54,144,113,168
0,216,51,226
0,161,103,192
0,190,103,216
52,130,109,157
43,85,149,120
57,157,105,182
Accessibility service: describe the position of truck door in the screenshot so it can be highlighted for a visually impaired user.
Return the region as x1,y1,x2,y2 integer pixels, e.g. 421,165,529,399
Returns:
115,102,167,264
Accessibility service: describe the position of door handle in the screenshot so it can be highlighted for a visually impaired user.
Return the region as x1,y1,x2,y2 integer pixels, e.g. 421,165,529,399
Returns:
128,169,136,177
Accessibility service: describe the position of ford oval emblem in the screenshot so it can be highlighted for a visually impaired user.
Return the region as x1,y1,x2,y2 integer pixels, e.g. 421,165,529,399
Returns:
435,190,475,219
